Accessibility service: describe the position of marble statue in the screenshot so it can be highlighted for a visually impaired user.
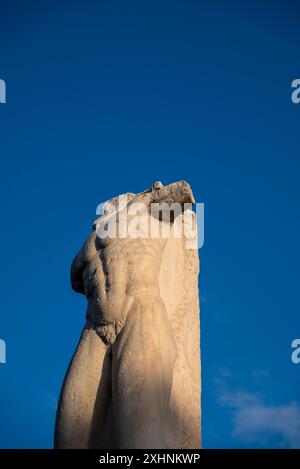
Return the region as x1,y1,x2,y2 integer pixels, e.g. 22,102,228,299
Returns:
55,180,201,449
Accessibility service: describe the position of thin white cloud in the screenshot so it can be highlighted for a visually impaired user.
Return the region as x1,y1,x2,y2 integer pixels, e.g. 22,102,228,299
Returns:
216,371,300,448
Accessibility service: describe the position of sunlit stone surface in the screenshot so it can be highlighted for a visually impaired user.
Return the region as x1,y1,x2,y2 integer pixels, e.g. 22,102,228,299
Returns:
55,181,201,449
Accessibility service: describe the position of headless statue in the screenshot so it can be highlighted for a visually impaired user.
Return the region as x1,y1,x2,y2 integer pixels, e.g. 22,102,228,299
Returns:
55,181,201,449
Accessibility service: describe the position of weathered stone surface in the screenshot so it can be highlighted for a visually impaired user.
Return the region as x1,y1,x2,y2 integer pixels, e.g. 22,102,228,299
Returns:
55,181,201,449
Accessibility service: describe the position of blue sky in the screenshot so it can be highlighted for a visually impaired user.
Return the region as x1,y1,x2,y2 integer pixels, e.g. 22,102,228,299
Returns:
0,0,300,448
